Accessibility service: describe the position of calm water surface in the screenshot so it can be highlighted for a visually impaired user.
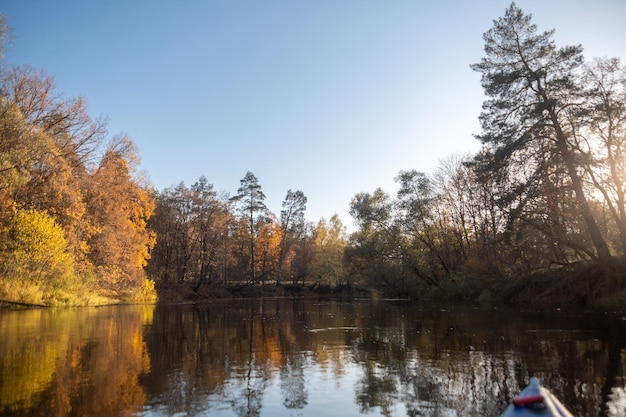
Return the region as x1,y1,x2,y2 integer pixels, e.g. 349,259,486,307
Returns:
1,299,625,417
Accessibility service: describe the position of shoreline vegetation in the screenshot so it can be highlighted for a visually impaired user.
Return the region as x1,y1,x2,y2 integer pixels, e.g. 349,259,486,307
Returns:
2,4,626,309
152,255,626,309
2,257,625,310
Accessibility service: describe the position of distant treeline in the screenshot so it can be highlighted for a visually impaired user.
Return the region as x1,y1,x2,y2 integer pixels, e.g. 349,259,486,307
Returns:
2,4,626,306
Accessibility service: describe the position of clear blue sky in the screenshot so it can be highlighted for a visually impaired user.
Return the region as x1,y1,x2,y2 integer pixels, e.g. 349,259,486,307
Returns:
2,1,625,229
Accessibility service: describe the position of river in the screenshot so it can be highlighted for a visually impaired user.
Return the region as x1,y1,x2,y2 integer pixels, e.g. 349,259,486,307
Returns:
0,299,625,416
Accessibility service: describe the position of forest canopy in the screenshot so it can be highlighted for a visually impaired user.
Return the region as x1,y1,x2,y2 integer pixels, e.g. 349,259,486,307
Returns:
1,3,625,306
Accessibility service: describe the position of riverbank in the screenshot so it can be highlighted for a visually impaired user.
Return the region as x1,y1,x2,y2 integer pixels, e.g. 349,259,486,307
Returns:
155,257,626,310
4,258,624,309
155,281,372,303
503,256,626,309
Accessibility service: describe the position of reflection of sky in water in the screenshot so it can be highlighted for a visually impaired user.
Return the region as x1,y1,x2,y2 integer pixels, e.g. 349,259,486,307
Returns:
608,386,626,417
135,349,501,416
136,349,463,417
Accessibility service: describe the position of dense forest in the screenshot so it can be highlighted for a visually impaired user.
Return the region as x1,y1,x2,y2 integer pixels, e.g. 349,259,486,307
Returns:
1,4,626,307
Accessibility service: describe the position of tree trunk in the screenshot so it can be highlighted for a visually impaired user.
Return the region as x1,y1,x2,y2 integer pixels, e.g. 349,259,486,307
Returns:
548,108,612,261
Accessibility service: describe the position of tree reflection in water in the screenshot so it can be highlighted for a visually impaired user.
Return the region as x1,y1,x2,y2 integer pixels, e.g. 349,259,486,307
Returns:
137,300,626,417
280,357,308,409
1,299,625,417
0,305,154,417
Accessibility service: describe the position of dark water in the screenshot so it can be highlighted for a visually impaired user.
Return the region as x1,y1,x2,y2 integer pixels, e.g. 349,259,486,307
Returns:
1,299,625,417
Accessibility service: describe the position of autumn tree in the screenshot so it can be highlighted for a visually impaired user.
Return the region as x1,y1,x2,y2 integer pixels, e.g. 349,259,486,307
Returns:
189,177,233,288
0,14,158,304
278,189,307,282
255,218,282,284
145,183,189,283
0,64,107,269
310,214,347,288
85,135,155,289
146,178,233,287
231,172,270,283
229,216,254,282
0,208,75,305
0,99,35,211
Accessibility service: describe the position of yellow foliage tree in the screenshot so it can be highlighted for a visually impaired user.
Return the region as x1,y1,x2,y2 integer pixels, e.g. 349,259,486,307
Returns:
310,214,347,287
255,220,283,284
0,208,76,305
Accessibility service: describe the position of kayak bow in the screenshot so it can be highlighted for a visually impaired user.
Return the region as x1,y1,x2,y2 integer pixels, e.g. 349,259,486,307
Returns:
500,377,575,417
